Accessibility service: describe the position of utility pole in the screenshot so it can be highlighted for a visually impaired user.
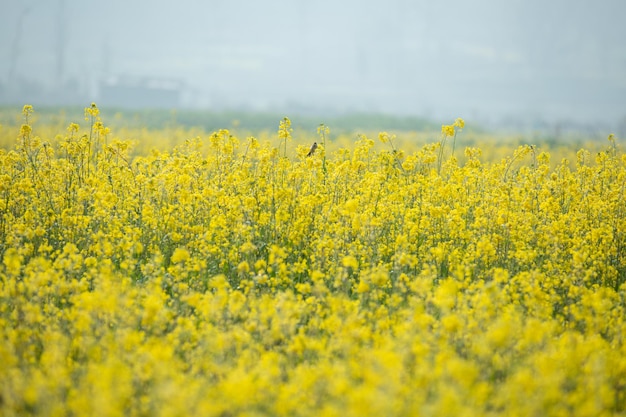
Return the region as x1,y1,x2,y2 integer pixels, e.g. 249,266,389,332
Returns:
7,6,31,87
56,0,66,90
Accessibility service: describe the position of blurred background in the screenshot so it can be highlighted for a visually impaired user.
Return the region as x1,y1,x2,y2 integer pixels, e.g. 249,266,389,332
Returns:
1,0,625,132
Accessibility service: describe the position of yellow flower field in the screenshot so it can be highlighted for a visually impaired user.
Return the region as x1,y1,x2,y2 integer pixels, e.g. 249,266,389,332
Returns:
1,104,625,416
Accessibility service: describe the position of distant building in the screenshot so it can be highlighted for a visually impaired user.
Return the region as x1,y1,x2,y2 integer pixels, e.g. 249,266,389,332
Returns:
99,75,183,108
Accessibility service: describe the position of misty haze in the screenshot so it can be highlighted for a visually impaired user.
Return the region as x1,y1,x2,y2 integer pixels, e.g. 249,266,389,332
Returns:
1,0,625,129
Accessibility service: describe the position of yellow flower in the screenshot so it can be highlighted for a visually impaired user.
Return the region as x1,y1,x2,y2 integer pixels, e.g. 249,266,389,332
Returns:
342,255,359,269
84,102,99,119
441,124,455,137
171,247,190,264
370,267,389,287
3,247,22,275
342,198,359,214
356,279,370,293
237,260,250,274
442,314,462,333
67,123,80,133
278,117,292,139
19,124,32,137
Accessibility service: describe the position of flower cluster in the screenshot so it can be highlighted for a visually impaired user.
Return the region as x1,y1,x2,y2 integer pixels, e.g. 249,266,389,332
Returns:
0,106,625,416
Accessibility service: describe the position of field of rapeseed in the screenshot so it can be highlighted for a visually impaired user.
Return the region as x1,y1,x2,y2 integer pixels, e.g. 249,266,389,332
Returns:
1,104,625,416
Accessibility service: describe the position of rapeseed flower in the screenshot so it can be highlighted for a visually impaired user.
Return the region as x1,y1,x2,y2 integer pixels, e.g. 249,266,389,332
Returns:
0,108,625,416
441,124,455,137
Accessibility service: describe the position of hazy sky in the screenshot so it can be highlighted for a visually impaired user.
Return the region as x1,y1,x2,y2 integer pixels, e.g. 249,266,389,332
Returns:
1,0,625,126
